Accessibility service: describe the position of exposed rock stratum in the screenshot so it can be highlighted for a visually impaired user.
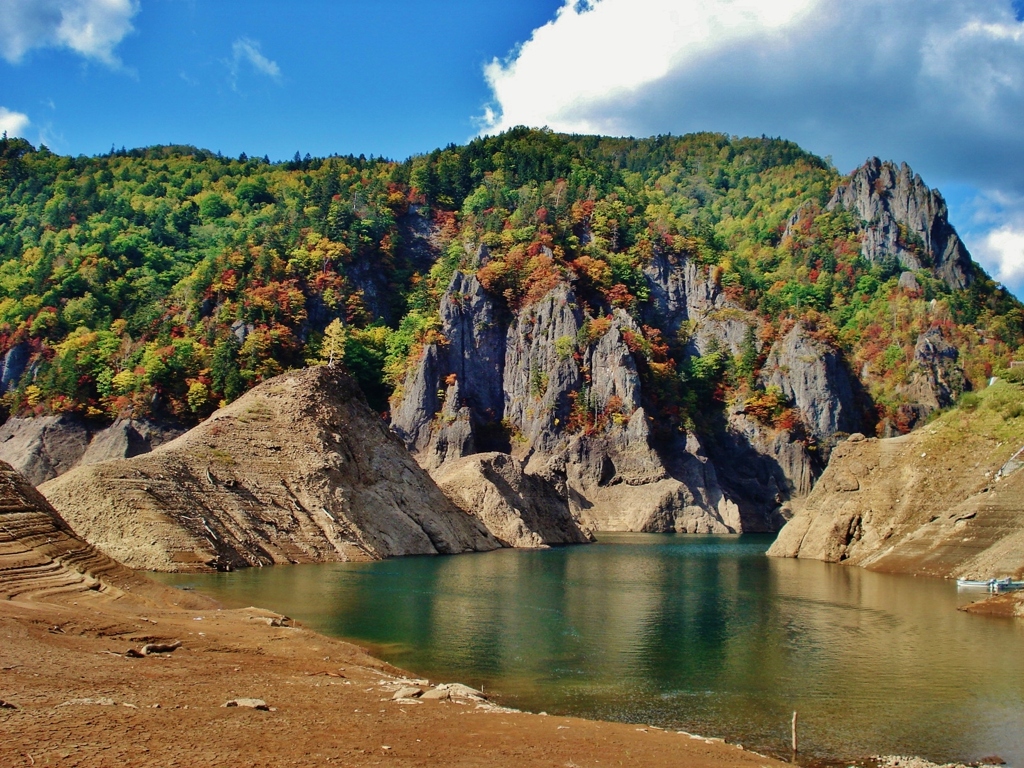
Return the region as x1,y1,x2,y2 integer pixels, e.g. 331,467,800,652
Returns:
0,460,168,603
41,367,501,572
768,382,1024,581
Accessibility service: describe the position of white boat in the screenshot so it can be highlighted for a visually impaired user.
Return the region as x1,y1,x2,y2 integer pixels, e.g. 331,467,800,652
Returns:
956,578,1024,592
994,579,1024,592
957,578,996,589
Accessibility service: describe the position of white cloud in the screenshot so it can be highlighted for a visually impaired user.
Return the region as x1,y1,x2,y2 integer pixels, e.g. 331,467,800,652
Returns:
0,107,31,137
482,0,1024,298
957,190,1024,296
229,38,281,87
483,0,819,137
0,0,138,65
481,0,1024,194
979,226,1024,288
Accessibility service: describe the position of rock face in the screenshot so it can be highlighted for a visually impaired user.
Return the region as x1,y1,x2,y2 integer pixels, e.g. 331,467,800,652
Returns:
433,452,592,547
705,409,815,531
392,271,761,533
768,388,1024,580
0,415,184,486
759,322,870,452
642,251,753,356
0,341,29,393
897,328,967,423
41,367,501,572
828,158,975,290
391,269,508,459
0,460,157,602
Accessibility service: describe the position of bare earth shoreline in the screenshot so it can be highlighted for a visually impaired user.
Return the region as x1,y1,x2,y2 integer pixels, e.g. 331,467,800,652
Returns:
0,457,992,767
1,581,803,768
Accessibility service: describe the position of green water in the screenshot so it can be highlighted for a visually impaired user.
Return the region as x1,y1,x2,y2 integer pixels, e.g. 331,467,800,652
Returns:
152,534,1024,765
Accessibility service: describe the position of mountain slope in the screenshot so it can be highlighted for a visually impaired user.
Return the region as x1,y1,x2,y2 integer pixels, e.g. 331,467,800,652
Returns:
768,380,1024,579
40,367,500,571
2,130,1022,530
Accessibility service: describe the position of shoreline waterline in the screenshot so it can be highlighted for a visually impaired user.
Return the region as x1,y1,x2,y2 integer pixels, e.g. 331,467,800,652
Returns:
151,533,1024,766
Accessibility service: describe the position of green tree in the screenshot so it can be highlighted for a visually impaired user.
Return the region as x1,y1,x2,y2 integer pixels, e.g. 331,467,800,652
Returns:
211,337,244,404
319,318,347,367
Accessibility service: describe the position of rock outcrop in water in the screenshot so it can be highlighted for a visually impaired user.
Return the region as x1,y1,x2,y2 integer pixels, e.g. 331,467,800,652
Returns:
433,452,592,547
41,367,501,572
768,381,1024,580
392,265,781,533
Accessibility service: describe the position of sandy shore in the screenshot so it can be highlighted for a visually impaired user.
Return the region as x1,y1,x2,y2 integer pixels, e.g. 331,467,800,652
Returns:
0,582,795,768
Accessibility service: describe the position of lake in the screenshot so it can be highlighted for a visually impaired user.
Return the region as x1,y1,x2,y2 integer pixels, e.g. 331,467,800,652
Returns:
152,534,1024,765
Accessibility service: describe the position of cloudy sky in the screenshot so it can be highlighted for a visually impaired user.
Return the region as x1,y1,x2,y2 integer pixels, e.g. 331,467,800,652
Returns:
2,0,1023,296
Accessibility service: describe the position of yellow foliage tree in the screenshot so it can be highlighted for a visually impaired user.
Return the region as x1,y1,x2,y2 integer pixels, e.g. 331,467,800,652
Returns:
319,318,347,368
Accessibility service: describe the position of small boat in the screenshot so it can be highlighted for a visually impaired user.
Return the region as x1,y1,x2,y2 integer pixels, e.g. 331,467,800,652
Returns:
957,578,996,589
956,578,1024,592
993,579,1024,592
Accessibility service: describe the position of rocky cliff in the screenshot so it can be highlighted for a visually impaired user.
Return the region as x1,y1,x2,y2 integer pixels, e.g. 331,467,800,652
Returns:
390,154,997,534
641,251,754,357
41,367,501,572
768,381,1024,580
392,264,790,534
0,415,183,486
390,179,986,534
828,158,975,291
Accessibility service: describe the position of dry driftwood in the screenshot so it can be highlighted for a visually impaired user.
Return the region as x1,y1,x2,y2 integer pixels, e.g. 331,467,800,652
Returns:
126,639,182,658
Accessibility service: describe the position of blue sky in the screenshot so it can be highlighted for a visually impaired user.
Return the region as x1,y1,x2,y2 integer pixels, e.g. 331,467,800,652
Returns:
1,0,1023,297
0,0,563,160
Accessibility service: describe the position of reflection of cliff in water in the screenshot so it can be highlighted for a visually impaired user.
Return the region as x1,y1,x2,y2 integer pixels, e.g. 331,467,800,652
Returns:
154,535,1024,765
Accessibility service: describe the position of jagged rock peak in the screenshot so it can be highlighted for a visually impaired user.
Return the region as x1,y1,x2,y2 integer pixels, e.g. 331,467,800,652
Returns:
828,158,974,290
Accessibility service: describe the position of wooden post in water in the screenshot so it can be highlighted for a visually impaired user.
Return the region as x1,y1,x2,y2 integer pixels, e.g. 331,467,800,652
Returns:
791,711,799,759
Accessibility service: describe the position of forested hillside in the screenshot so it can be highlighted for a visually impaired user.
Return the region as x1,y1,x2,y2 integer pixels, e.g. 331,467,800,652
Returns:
0,128,1020,436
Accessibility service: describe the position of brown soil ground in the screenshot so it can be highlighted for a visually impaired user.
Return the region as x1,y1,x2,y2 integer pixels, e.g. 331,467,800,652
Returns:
0,591,790,768
959,590,1024,618
1,457,789,767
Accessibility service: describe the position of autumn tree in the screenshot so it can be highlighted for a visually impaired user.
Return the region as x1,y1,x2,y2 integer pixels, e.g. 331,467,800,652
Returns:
319,318,347,368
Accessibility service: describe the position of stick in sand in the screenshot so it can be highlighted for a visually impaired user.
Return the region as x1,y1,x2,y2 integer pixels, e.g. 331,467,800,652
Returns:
791,710,798,757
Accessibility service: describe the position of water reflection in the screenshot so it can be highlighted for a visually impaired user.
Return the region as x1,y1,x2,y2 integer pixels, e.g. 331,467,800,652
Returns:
153,534,1024,765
